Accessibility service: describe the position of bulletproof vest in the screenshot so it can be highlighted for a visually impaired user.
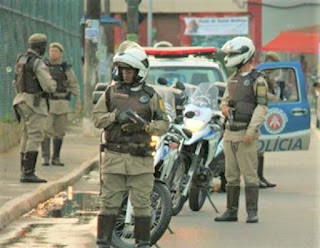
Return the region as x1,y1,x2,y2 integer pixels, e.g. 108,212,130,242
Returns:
105,82,153,145
15,52,42,94
228,70,260,123
46,62,68,93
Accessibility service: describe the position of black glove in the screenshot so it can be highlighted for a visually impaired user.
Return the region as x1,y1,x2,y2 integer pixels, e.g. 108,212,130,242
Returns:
121,123,146,134
115,110,130,124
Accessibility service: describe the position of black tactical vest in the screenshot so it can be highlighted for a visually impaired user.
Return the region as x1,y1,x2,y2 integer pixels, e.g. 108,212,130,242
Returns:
228,70,260,123
105,82,154,146
46,62,68,93
15,52,42,94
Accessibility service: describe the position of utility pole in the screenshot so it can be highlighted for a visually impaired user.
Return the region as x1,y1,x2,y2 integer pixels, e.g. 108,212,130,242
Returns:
126,0,141,42
147,0,153,46
83,0,100,119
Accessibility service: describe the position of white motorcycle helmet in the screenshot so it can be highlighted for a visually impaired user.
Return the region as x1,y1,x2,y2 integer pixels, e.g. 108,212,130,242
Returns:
113,48,149,83
221,36,255,68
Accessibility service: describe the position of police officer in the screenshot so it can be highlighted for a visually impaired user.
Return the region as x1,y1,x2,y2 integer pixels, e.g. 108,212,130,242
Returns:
13,33,57,183
41,42,81,166
255,52,280,188
214,37,268,223
92,45,169,248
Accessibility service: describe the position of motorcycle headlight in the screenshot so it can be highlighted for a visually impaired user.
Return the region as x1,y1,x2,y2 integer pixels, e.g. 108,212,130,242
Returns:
150,135,161,149
184,119,206,133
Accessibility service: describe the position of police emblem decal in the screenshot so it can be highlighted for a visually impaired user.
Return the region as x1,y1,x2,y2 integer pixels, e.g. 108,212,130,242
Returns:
139,95,150,104
264,108,288,134
243,79,251,86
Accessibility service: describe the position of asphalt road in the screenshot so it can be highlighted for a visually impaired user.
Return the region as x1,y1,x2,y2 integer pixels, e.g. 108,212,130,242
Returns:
0,127,319,248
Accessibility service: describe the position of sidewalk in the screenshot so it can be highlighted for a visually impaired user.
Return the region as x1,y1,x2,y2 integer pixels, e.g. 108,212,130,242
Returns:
0,123,100,231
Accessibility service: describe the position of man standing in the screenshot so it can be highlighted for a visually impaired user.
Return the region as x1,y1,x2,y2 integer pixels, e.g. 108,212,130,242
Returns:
92,44,169,248
214,37,268,223
13,33,57,183
41,42,81,166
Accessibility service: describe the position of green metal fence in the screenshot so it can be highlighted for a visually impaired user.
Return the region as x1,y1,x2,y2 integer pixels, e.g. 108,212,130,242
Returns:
0,0,84,121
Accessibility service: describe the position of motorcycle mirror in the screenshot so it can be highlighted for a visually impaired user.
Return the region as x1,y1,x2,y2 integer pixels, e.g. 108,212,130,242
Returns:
182,128,192,138
174,81,185,91
185,111,195,118
157,77,168,85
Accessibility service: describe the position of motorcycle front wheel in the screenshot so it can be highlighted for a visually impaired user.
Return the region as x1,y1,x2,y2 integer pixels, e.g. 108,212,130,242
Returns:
189,186,207,212
112,181,172,248
167,154,190,216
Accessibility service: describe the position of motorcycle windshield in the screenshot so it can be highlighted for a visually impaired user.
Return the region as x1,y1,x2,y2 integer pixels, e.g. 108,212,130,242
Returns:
188,82,220,111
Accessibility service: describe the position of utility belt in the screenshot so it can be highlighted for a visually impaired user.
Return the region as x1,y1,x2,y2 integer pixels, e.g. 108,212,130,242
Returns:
50,92,71,100
226,124,248,131
103,142,152,157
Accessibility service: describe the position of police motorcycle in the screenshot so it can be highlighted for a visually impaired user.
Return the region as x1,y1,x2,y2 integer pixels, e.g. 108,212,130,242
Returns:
152,82,195,216
170,82,225,214
98,111,172,248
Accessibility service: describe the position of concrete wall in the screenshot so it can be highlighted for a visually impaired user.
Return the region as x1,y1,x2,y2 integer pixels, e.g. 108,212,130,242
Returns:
262,1,320,45
0,123,21,153
111,0,247,13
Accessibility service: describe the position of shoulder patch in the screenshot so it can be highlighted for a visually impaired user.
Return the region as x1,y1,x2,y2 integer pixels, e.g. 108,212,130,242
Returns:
158,98,165,112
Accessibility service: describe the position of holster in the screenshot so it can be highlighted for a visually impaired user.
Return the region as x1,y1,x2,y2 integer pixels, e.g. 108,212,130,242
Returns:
33,92,50,109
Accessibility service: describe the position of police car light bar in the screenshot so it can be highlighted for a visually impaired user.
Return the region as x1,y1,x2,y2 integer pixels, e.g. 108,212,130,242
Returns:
144,47,217,57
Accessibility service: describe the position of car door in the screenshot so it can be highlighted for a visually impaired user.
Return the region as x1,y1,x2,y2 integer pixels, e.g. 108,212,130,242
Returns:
256,61,311,152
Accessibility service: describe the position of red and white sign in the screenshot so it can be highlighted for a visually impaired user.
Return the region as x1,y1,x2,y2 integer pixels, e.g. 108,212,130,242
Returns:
184,16,249,36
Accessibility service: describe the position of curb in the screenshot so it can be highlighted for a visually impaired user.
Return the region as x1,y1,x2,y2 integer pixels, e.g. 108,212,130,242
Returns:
0,154,99,231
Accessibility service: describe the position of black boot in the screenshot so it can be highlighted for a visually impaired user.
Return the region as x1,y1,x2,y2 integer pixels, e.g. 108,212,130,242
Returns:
245,186,259,223
258,154,276,188
134,216,151,248
41,137,50,166
214,186,240,222
20,151,47,183
219,172,227,193
20,152,25,175
96,214,116,248
52,138,64,166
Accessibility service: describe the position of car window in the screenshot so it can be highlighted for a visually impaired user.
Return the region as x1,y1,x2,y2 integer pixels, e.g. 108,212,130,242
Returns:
264,67,299,102
146,66,223,86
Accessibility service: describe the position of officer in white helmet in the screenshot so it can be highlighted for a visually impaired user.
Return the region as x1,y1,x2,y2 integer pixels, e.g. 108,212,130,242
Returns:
214,37,268,223
92,45,169,247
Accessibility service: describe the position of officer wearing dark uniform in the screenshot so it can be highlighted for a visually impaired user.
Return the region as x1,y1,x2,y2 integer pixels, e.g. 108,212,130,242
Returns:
92,45,169,248
41,42,81,166
214,37,268,223
13,33,57,183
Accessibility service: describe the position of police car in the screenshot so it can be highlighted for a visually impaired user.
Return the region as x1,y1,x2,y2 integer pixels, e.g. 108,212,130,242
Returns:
143,46,227,86
257,61,311,152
